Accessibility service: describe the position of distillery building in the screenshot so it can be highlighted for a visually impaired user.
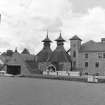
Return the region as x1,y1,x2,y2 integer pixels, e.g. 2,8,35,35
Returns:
70,35,105,75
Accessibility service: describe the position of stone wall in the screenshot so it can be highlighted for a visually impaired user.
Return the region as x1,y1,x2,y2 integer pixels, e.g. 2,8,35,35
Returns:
38,62,48,71
79,52,105,75
38,62,71,72
59,62,71,71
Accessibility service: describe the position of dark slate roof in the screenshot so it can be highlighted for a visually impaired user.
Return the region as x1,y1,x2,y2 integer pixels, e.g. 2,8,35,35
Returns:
20,53,35,61
48,46,71,62
42,35,52,42
55,33,65,42
70,35,82,41
37,34,52,62
80,40,105,52
7,52,35,65
37,47,52,62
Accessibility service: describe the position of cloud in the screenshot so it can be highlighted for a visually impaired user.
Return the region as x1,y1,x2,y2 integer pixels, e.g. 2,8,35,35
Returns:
0,0,72,54
1,0,105,54
62,7,105,42
81,7,105,39
69,0,105,13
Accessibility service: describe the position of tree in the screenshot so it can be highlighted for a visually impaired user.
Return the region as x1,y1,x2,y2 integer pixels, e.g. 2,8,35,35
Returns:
2,50,13,56
21,48,30,54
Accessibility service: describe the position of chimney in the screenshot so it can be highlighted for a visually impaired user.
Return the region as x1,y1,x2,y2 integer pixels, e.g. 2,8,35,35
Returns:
101,38,105,43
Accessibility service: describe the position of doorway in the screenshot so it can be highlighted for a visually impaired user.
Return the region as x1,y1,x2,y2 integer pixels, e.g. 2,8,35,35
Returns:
7,65,21,75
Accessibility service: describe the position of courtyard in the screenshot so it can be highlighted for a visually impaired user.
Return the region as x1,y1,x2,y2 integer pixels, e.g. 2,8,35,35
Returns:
0,77,105,105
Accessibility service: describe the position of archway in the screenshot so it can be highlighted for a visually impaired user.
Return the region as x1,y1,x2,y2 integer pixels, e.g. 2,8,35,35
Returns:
47,64,56,72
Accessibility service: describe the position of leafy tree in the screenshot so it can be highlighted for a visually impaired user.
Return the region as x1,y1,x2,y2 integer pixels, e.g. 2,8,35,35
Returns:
2,50,13,56
21,48,30,54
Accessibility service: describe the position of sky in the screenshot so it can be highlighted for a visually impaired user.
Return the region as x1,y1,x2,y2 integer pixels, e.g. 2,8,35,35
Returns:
0,0,105,54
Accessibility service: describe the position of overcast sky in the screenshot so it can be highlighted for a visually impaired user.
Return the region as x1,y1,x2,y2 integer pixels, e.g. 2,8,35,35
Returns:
0,0,105,54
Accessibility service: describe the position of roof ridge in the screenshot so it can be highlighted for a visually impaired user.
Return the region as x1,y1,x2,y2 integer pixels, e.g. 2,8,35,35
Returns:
80,40,105,52
48,45,71,62
70,35,82,41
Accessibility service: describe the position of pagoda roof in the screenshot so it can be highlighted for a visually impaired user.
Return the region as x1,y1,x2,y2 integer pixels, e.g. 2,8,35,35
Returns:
37,47,52,62
55,33,65,42
42,35,52,42
48,46,71,62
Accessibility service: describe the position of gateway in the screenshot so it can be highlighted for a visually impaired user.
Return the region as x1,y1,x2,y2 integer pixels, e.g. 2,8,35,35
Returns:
7,65,21,75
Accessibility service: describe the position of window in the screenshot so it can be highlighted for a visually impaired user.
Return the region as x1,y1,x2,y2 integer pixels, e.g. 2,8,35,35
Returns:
95,62,99,68
73,61,76,67
85,53,88,58
98,53,102,58
73,51,76,57
73,44,76,47
103,53,105,58
85,62,88,67
85,72,88,75
95,73,99,76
